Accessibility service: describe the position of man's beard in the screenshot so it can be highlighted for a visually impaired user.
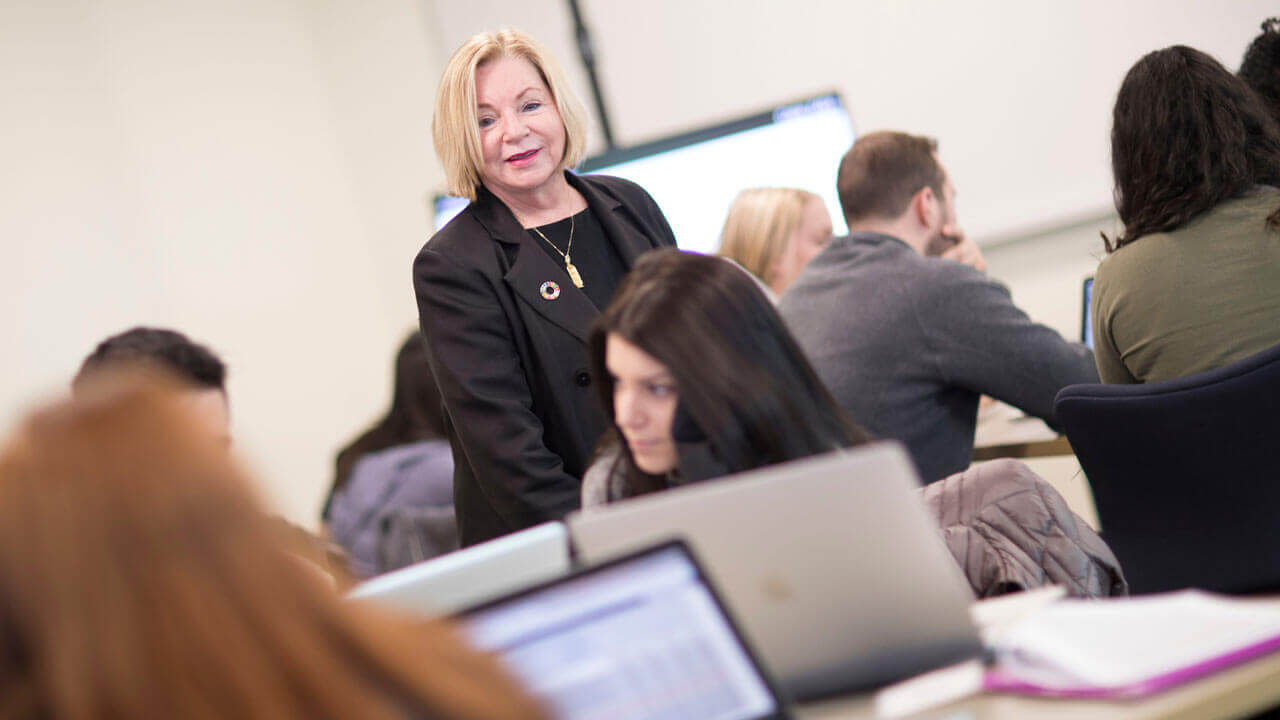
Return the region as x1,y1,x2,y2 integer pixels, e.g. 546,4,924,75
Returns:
923,229,956,257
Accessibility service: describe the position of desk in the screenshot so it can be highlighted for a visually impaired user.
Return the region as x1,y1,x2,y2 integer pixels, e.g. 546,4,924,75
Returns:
973,401,1072,461
797,648,1280,719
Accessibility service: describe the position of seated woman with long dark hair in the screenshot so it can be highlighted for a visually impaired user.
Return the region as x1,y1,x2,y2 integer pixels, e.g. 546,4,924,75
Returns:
583,250,1125,598
1094,45,1280,383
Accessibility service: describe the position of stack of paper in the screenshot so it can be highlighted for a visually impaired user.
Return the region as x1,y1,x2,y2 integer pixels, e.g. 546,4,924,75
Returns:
985,590,1280,698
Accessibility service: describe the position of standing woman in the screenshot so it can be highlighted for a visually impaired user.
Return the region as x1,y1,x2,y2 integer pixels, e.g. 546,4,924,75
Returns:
417,29,677,545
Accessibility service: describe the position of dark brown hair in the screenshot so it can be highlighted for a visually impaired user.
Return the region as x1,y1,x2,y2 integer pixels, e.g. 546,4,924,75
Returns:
1240,18,1280,123
587,250,868,498
1107,45,1280,251
0,371,547,720
836,131,945,225
326,331,447,517
73,326,226,393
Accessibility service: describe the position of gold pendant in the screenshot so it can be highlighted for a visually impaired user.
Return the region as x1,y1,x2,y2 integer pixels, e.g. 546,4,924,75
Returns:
565,260,584,289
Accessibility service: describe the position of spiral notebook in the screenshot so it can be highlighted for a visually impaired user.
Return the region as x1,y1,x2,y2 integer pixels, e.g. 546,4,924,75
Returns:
984,590,1280,699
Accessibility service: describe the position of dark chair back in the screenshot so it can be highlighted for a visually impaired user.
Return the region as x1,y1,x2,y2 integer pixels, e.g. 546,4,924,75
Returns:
1054,342,1280,594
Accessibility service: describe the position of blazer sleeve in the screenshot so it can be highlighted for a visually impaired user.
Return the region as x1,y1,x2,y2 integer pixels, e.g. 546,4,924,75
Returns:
414,246,581,529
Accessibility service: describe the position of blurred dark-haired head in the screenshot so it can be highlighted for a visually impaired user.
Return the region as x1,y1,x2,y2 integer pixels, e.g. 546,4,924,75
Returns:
587,249,867,497
1108,45,1280,251
1240,18,1280,123
74,326,230,444
74,326,226,392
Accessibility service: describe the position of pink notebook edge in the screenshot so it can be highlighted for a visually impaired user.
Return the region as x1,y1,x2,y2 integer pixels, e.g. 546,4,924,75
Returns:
982,631,1280,699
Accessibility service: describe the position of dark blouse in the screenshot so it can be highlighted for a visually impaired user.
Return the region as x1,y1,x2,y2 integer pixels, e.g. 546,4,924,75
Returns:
528,207,628,311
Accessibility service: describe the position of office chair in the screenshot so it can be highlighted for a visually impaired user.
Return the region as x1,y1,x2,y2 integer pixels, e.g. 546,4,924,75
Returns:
1054,342,1280,595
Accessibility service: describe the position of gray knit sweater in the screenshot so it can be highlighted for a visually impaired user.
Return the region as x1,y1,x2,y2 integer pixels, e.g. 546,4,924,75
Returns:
779,233,1097,482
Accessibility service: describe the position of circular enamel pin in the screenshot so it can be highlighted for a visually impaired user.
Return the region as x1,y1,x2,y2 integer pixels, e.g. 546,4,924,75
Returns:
539,281,561,300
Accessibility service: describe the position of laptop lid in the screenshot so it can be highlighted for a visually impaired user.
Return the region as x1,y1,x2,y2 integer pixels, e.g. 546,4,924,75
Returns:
456,540,792,720
566,442,982,700
348,521,570,615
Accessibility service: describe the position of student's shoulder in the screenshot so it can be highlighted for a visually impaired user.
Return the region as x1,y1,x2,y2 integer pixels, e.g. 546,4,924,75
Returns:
1095,233,1167,288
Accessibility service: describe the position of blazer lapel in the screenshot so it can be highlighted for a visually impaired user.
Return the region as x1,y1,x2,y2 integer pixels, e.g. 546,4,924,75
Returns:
472,186,598,345
568,172,656,266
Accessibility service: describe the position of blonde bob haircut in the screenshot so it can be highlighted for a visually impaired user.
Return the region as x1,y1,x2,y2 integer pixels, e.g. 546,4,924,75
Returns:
433,29,589,201
717,187,822,287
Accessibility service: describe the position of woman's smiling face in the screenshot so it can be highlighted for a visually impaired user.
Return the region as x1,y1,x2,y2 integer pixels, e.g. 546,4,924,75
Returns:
474,55,566,202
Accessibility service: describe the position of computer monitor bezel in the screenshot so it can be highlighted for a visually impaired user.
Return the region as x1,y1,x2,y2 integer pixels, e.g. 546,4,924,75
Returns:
577,91,849,174
1082,276,1094,348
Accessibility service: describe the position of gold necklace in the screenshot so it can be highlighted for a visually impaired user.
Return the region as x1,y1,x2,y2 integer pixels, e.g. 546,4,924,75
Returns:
531,214,583,288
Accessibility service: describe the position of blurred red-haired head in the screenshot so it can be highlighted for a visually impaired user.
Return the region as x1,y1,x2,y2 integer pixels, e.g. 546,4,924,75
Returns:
0,370,546,720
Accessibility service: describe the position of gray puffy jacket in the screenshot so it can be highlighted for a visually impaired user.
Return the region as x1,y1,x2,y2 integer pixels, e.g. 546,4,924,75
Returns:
921,458,1127,598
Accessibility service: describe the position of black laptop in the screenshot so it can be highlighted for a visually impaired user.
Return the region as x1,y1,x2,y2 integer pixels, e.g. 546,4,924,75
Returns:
454,540,792,720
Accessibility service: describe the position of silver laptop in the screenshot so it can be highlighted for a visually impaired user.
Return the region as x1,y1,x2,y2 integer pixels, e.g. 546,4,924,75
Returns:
348,521,570,615
566,442,982,700
456,540,792,720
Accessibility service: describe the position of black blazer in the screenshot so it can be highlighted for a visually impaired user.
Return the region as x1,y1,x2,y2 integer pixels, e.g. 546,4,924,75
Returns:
414,172,677,545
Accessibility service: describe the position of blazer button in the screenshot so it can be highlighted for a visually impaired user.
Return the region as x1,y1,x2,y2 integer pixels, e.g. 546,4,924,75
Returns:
574,370,591,387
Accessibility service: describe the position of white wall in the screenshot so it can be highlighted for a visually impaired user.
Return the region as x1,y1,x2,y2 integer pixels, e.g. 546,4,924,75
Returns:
431,0,1272,241
1,0,444,527
3,1,1274,527
984,211,1118,338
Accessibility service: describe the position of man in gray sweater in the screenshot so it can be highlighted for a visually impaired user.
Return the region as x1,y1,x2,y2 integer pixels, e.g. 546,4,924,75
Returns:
779,132,1097,482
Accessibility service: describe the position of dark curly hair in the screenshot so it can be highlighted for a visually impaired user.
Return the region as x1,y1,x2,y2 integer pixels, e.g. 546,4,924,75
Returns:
73,326,226,393
1240,18,1280,122
1106,45,1280,252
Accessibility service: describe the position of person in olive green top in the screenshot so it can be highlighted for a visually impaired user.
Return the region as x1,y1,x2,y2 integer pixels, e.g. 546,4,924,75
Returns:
1093,46,1280,384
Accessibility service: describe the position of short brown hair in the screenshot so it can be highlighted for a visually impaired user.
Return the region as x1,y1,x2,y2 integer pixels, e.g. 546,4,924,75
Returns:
836,131,945,224
433,29,588,201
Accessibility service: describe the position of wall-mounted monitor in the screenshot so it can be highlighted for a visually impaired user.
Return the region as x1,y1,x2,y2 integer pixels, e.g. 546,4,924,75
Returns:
433,92,856,255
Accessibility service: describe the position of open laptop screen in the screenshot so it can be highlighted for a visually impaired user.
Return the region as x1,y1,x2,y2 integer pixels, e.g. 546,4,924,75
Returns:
456,542,788,720
1082,276,1095,349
